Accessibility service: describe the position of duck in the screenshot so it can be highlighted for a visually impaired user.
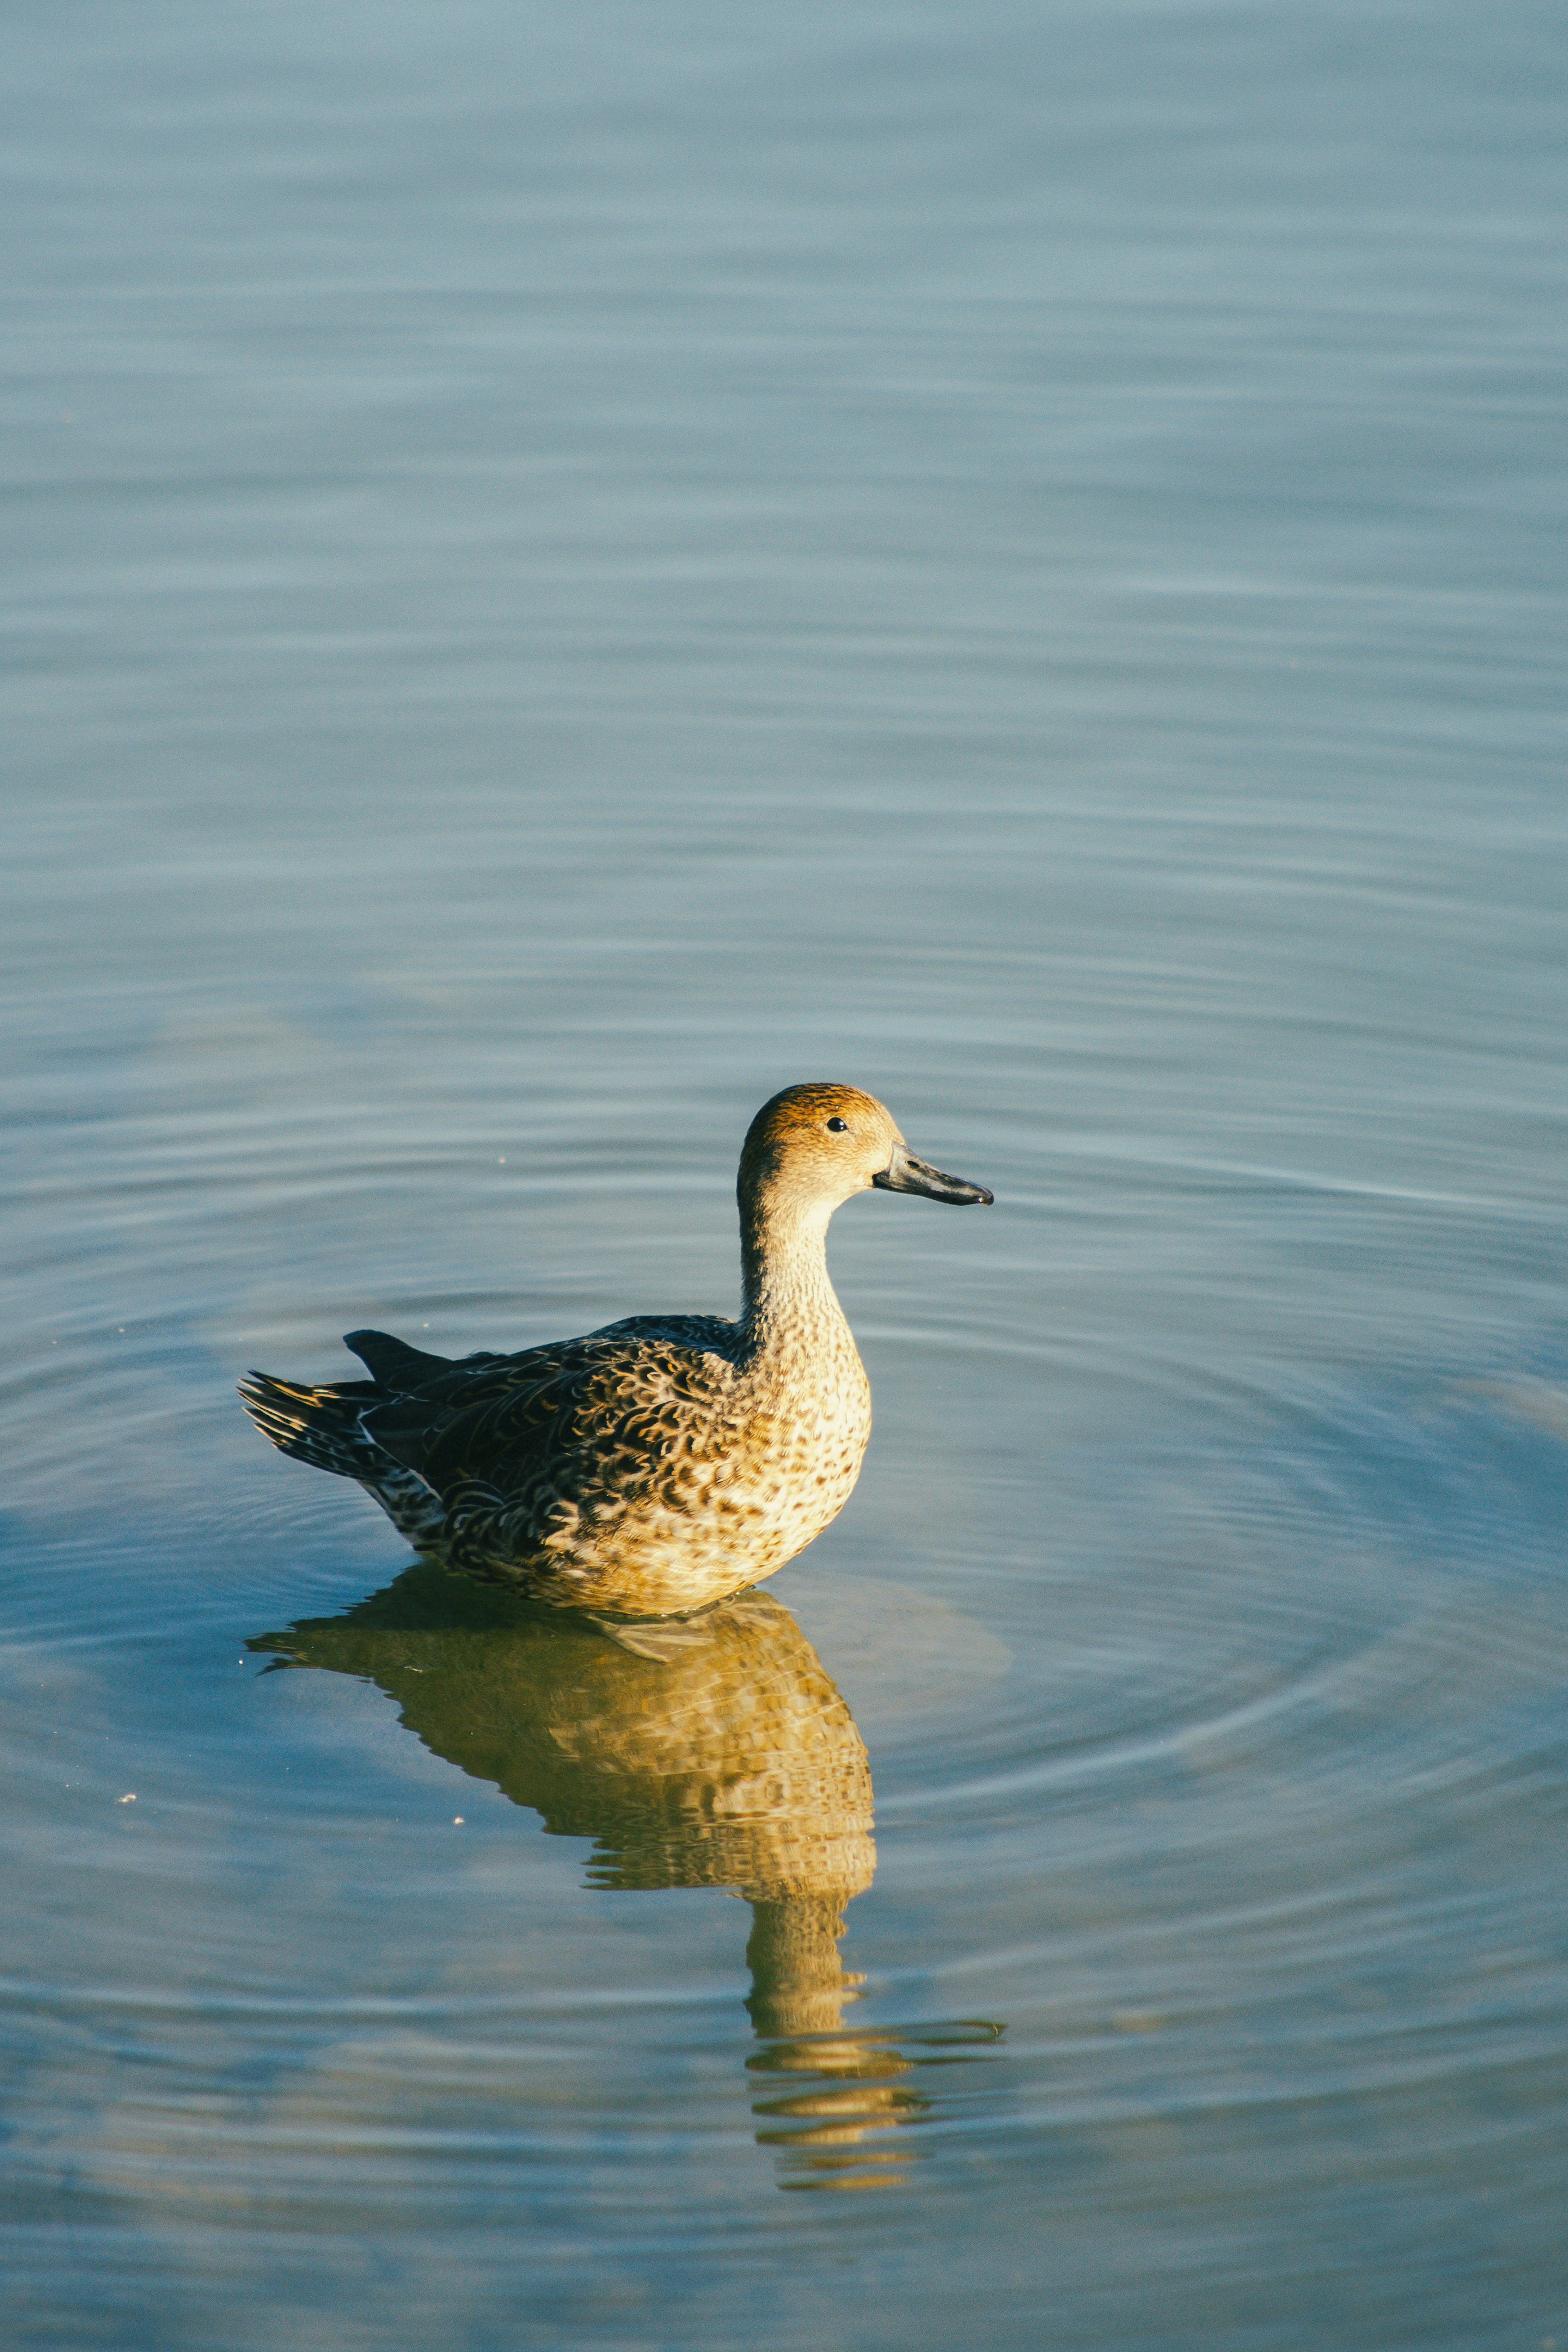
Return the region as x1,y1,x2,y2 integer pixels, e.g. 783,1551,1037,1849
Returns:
239,1082,992,1617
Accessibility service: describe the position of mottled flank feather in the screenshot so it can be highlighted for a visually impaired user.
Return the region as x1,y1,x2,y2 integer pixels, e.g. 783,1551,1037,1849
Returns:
240,1083,991,1617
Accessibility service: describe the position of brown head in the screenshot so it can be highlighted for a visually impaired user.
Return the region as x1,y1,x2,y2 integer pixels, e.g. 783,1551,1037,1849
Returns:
738,1084,993,1229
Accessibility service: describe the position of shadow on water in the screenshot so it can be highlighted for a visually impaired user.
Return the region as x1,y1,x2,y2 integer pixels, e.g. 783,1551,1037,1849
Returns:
249,1561,1002,2189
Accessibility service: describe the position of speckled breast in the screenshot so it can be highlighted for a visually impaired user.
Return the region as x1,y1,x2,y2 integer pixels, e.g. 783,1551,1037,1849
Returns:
512,1328,872,1617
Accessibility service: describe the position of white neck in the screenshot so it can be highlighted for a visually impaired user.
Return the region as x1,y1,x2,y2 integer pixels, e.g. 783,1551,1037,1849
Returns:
739,1192,846,1336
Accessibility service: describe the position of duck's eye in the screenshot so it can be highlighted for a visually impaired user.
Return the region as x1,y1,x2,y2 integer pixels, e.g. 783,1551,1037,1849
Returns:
826,1116,849,1133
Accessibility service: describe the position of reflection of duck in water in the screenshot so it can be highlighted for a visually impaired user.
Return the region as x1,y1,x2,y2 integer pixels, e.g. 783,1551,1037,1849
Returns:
251,1562,1000,2188
240,1085,991,1617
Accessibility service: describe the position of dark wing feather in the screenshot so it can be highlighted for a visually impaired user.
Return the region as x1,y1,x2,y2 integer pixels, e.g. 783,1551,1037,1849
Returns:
368,1319,734,1502
362,1342,591,1497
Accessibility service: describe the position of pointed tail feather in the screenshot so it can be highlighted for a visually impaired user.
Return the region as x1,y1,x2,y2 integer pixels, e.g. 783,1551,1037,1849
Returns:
239,1372,448,1546
238,1373,388,1481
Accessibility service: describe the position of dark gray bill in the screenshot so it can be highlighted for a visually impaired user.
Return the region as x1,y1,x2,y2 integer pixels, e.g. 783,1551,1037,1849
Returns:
872,1145,994,1205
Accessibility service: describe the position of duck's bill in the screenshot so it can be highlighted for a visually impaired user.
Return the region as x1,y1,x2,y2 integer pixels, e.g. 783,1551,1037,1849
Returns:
873,1145,993,1205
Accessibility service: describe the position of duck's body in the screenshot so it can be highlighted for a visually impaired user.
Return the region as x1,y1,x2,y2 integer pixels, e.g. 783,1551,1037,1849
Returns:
247,1289,870,1618
241,1084,991,1617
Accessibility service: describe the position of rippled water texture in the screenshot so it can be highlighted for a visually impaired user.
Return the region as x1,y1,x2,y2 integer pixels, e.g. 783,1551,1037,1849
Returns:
4,2,1566,2346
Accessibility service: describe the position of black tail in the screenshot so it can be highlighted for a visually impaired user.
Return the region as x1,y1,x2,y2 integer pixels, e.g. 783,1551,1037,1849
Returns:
343,1328,454,1387
238,1373,388,1481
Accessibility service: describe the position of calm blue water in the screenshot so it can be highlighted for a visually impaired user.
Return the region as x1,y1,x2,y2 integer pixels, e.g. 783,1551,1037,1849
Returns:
4,3,1566,2346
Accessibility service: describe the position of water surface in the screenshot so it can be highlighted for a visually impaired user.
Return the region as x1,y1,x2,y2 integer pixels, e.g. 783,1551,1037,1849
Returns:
4,2,1566,2346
